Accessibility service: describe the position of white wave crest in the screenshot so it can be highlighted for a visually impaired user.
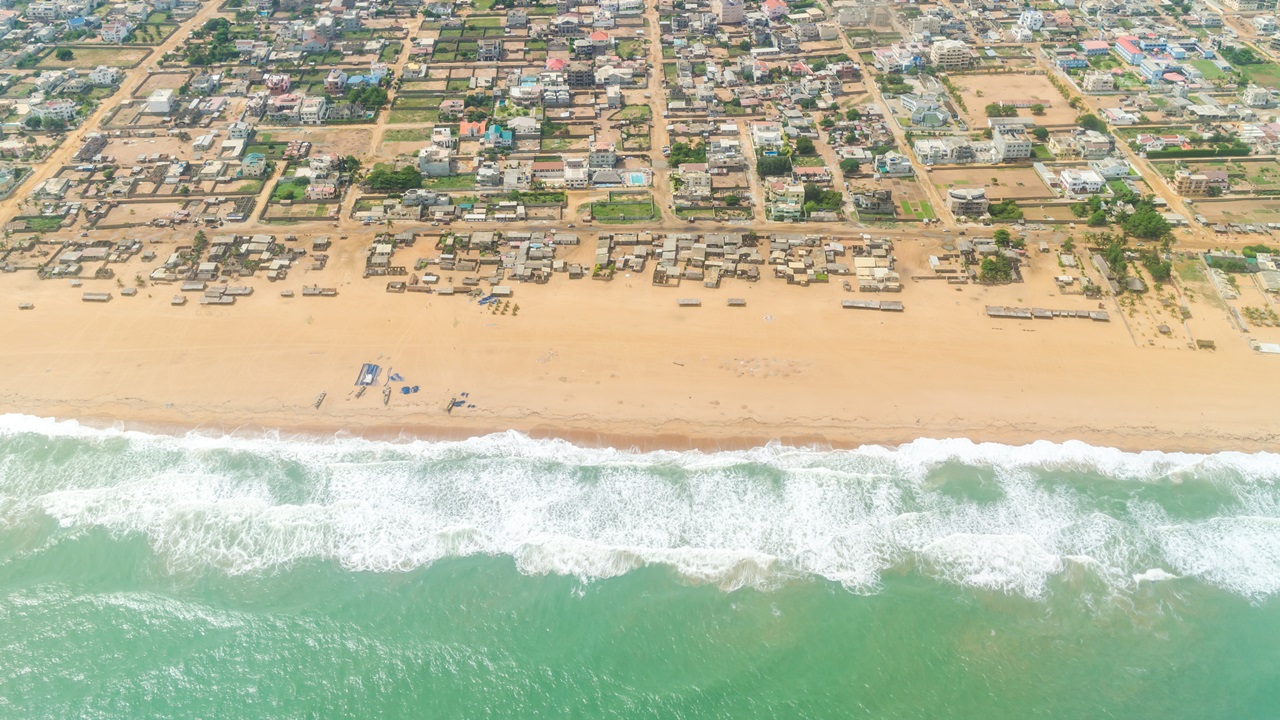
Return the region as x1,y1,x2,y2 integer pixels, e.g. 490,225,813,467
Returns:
1,414,1280,598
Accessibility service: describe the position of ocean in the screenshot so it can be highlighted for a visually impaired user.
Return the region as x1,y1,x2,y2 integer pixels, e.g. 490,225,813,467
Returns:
1,415,1278,718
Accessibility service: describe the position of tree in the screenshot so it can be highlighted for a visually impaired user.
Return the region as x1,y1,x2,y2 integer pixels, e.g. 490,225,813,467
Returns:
1061,236,1076,253
1122,207,1171,239
1030,103,1045,115
55,48,74,61
985,102,1018,118
756,156,793,176
1032,126,1049,142
989,199,1023,220
44,118,67,132
839,158,861,176
738,39,751,52
1088,209,1108,227
794,137,816,155
24,115,41,129
979,254,1013,283
724,194,741,206
993,228,1012,247
1077,113,1106,132
845,108,860,122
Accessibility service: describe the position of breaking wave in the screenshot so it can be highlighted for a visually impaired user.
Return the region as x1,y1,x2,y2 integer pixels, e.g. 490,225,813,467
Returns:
1,414,1279,599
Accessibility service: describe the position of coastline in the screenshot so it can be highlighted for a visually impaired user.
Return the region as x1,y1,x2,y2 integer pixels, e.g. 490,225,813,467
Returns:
4,252,1279,456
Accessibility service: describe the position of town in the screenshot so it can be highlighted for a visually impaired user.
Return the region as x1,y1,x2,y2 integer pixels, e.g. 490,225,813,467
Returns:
3,0,1280,356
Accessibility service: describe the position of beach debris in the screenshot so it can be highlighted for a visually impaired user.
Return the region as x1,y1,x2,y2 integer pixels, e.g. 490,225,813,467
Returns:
18,303,33,310
314,392,327,409
389,372,404,382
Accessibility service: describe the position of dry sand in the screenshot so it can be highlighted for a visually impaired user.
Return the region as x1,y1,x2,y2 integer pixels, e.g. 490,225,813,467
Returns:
1,239,1277,454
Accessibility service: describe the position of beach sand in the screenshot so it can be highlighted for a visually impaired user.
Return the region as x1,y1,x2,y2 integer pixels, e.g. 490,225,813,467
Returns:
0,238,1276,453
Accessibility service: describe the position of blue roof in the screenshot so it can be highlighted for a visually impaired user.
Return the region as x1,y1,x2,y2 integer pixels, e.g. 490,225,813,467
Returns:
67,17,86,27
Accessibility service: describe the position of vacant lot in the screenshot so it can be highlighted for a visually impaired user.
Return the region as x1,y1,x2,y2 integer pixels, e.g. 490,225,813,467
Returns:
1194,198,1280,225
40,46,151,69
929,165,1053,200
949,73,1073,126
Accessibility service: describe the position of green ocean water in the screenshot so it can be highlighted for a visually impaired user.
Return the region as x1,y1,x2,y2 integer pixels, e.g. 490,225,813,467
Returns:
1,417,1278,718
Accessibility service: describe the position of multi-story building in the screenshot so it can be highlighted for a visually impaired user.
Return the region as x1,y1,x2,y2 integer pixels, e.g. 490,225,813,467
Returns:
299,96,327,125
712,0,743,24
588,140,617,168
1082,71,1115,93
1018,8,1043,30
992,126,1032,161
945,188,988,217
929,39,971,69
34,99,77,122
1059,168,1105,194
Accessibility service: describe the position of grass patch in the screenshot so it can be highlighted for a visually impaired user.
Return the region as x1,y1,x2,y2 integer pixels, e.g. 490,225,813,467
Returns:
235,180,263,193
245,142,288,159
1190,59,1226,80
25,217,63,232
424,175,477,190
379,43,402,63
613,104,652,122
584,195,656,223
446,78,471,91
271,177,310,202
384,128,432,141
792,155,826,167
388,109,440,124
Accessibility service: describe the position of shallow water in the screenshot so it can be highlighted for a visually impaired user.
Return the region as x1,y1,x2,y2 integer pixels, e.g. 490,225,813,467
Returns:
1,416,1277,717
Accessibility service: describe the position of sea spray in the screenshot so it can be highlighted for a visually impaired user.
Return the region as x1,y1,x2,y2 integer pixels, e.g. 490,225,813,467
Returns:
1,414,1278,598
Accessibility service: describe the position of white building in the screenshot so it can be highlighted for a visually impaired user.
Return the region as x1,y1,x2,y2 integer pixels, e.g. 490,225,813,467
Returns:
34,99,76,122
299,96,327,125
929,39,971,70
146,88,175,114
992,126,1032,161
88,65,122,86
1059,168,1105,194
1018,8,1044,31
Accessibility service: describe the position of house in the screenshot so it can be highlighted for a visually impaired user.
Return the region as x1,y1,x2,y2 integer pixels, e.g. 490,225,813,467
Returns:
762,0,788,21
877,150,915,176
1059,168,1105,194
713,0,744,24
88,65,122,86
299,95,327,125
1089,158,1131,179
1018,8,1043,30
483,125,513,148
1115,36,1143,65
477,38,502,62
100,19,133,43
240,152,267,177
750,121,784,152
264,73,292,94
227,121,253,140
992,126,1032,161
853,189,895,215
418,145,452,176
325,69,348,94
34,99,76,122
459,119,487,138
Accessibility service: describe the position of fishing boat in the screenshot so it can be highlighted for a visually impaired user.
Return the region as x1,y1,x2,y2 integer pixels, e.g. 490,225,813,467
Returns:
355,385,366,399
383,387,391,406
313,392,326,409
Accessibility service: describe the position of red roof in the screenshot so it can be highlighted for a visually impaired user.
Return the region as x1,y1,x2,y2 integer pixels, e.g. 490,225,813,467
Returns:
589,30,610,41
546,58,567,71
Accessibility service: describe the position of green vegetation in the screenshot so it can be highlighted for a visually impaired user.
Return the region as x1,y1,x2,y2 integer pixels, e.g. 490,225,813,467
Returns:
586,194,656,223
989,199,1023,220
756,156,793,177
1122,207,1171,240
25,217,63,232
803,184,843,214
795,137,816,155
184,18,238,65
1243,244,1280,258
1076,113,1106,132
668,141,706,166
271,177,310,202
979,254,1013,283
347,85,388,109
55,49,73,62
365,165,422,192
424,175,476,190
839,158,861,176
985,103,1018,118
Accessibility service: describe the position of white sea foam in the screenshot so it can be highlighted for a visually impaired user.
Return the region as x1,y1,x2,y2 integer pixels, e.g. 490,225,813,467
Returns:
2,413,1280,598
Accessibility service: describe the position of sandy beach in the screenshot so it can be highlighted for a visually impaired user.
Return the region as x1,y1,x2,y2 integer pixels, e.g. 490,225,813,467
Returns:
1,236,1276,454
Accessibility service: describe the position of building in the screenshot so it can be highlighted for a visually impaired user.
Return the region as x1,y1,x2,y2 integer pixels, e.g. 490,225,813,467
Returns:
1082,71,1115,93
1081,40,1110,56
34,99,76,122
1115,36,1143,65
929,39,971,70
992,126,1032,161
1221,0,1275,9
712,0,744,24
240,152,267,177
1243,85,1274,108
101,19,133,43
88,65,122,86
1059,168,1105,194
418,145,452,176
1173,169,1225,195
946,188,988,217
477,39,502,62
299,95,327,125
1018,9,1043,30
146,88,175,114
588,140,616,168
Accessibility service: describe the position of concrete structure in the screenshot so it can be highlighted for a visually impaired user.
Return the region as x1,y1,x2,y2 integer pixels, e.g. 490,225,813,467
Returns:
929,39,971,70
946,188,988,217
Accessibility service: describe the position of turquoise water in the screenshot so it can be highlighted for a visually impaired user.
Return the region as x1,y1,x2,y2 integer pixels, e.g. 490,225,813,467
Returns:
1,416,1278,717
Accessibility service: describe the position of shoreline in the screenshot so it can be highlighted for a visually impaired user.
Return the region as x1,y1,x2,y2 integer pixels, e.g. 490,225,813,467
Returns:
5,402,1276,455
